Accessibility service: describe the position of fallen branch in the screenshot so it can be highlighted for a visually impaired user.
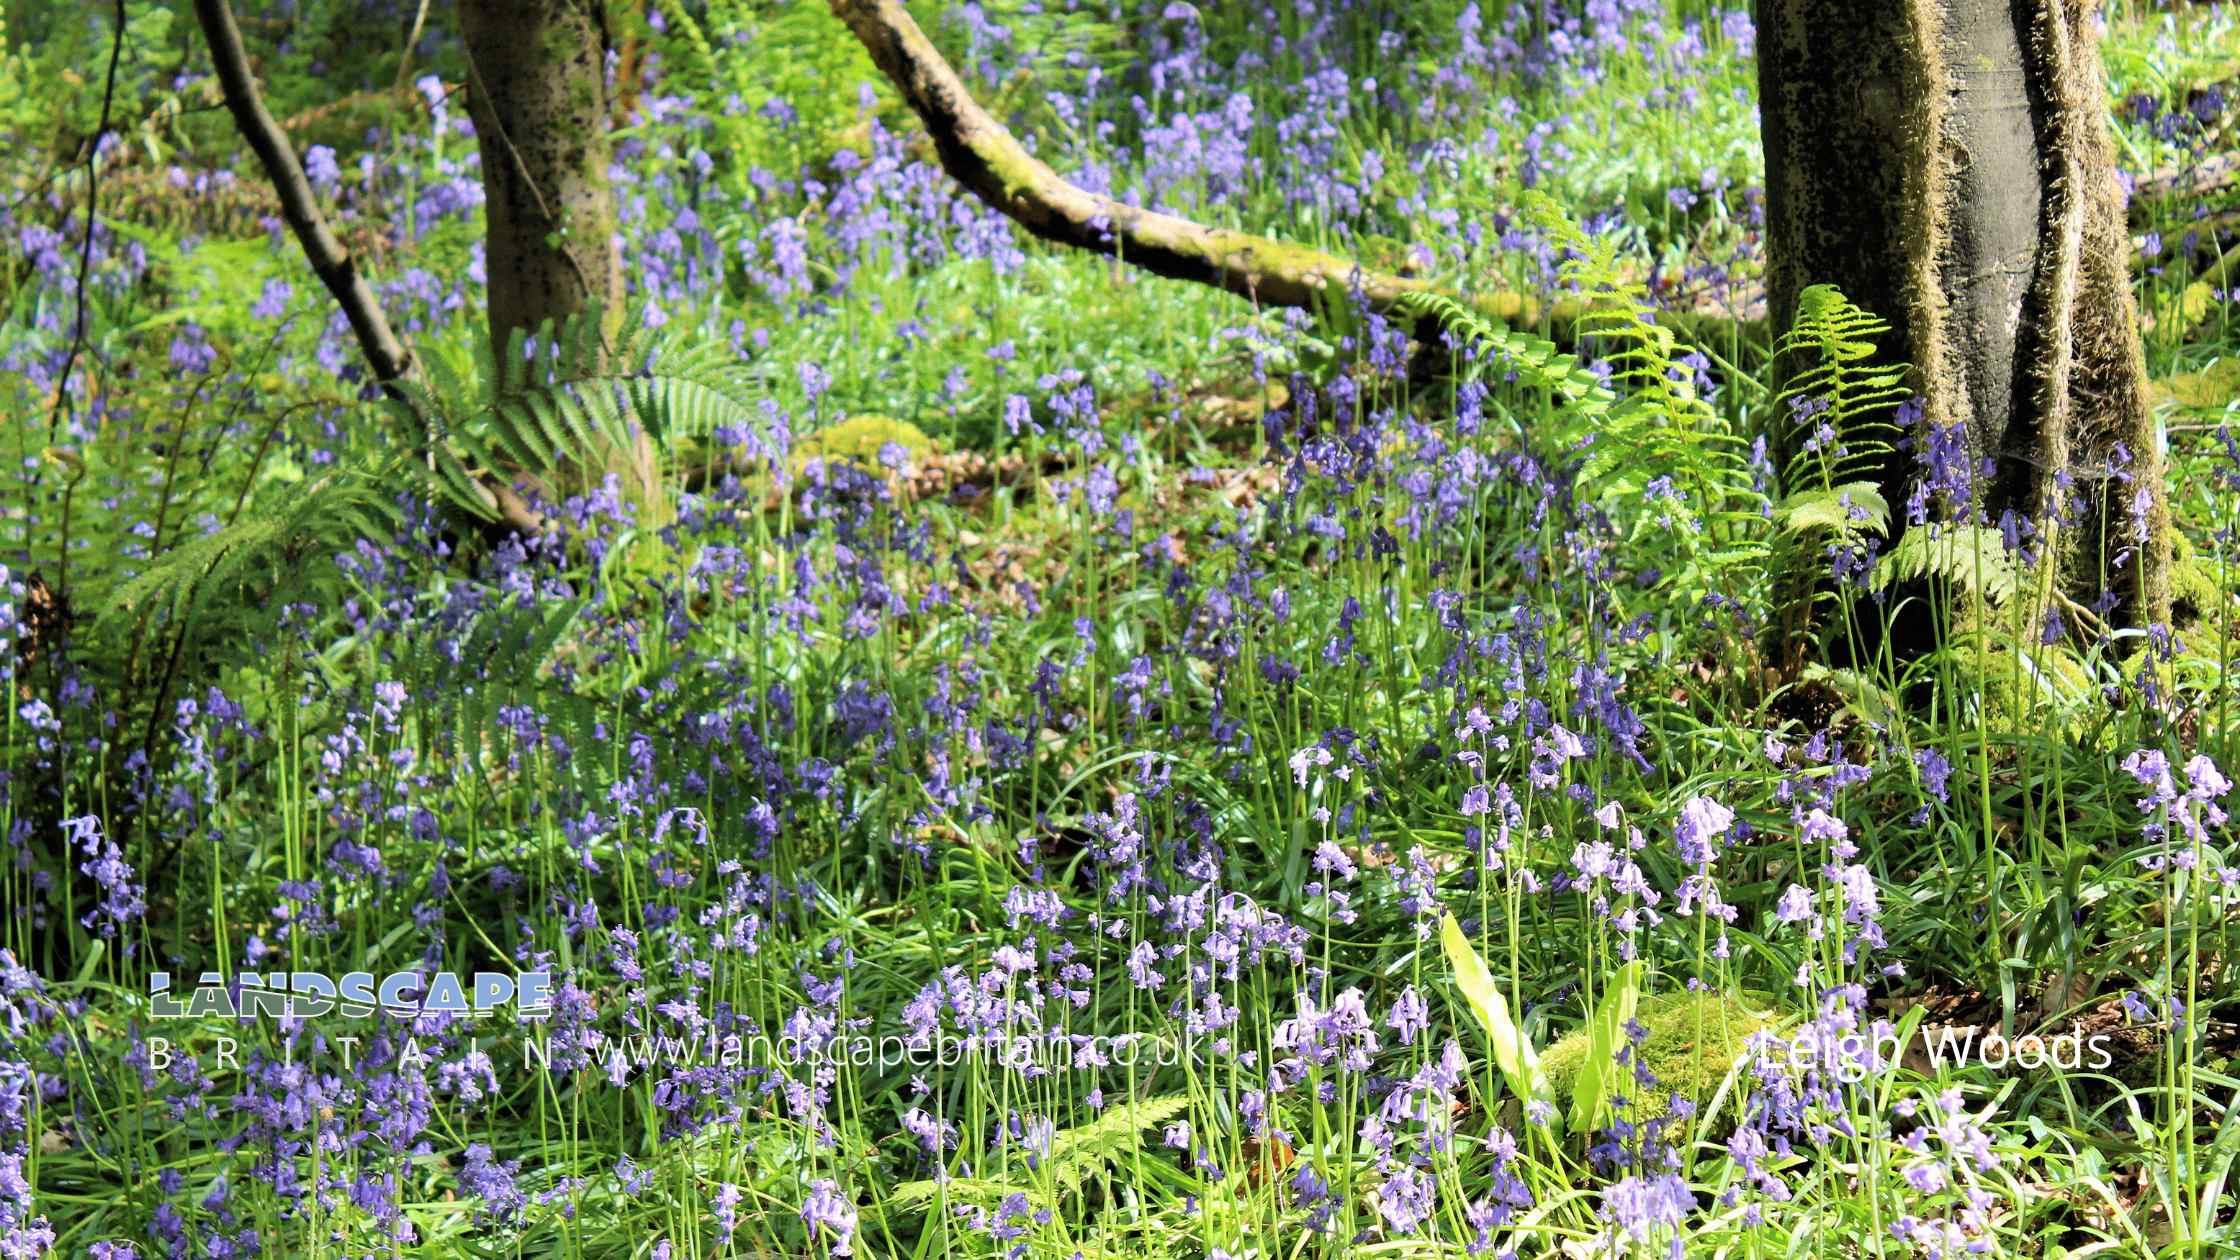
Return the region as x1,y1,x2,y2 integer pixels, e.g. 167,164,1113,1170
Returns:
191,0,545,535
827,0,1746,349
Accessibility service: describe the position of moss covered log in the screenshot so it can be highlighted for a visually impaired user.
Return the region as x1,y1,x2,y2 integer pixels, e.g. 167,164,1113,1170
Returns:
825,0,1747,348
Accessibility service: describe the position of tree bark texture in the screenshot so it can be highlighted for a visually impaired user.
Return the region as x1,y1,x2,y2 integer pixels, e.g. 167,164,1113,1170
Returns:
1758,0,2171,631
459,0,659,508
457,0,625,346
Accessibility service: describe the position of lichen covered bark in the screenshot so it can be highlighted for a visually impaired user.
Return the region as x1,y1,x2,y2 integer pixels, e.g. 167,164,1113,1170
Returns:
1758,0,2171,633
458,0,624,346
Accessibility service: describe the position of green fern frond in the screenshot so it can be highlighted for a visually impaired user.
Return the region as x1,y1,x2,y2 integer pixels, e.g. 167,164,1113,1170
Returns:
102,465,400,633
1046,1093,1191,1174
403,304,764,522
1389,289,1615,416
1775,284,1910,493
877,1094,1193,1220
881,1176,1035,1211
1872,524,2017,606
1774,483,1890,539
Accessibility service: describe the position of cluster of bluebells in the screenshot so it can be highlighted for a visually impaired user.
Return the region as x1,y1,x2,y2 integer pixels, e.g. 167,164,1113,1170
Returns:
2121,748,2232,859
0,277,1699,1249
1,952,60,1258
1,308,2223,1258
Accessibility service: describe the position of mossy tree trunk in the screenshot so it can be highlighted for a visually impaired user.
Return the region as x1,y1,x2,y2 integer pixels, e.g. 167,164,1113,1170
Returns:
1757,0,2172,637
457,0,623,345
458,0,655,504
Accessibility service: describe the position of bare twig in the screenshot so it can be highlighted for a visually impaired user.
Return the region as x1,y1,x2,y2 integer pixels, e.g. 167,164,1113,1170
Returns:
393,0,433,92
2132,152,2240,216
44,0,127,459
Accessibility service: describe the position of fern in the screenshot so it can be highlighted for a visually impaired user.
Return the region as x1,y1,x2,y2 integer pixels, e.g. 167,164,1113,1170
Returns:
1762,284,1917,647
879,1094,1193,1218
101,462,400,643
1873,524,2018,607
1402,198,1771,648
404,595,594,781
1388,288,1615,416
1773,482,1890,541
399,304,764,523
1044,1092,1192,1184
1527,200,1745,518
1511,196,1767,606
1773,284,1910,497
882,1177,1032,1211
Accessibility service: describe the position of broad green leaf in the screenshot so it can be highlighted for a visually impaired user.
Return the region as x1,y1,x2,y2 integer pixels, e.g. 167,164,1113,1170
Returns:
1568,960,1645,1135
1440,913,1558,1133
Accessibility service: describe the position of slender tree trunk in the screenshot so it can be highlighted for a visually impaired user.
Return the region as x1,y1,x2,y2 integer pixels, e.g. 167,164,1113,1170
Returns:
457,0,659,507
1758,0,2172,636
457,0,623,345
192,0,547,533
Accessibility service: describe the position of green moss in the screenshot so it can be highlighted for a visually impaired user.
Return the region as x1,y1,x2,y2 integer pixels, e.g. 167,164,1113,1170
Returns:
1960,631,2095,743
2151,358,2240,410
2171,531,2227,629
795,414,935,471
1542,990,1775,1127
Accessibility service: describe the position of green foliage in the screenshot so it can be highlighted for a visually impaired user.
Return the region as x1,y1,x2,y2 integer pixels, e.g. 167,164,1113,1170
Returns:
1766,284,1912,642
1522,194,1770,629
881,1095,1194,1216
1541,989,1775,1129
101,464,397,636
1440,912,1559,1131
1773,284,1910,495
1773,482,1888,541
1943,625,2098,741
1567,960,1645,1135
1524,198,1720,416
694,0,884,173
4,3,2234,1256
405,304,764,522
1389,288,1615,415
0,2,173,149
1872,524,2018,608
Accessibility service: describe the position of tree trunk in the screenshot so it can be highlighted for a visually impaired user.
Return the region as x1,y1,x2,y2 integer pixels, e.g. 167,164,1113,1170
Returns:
457,0,623,345
1758,0,2172,636
192,0,547,534
458,0,660,508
